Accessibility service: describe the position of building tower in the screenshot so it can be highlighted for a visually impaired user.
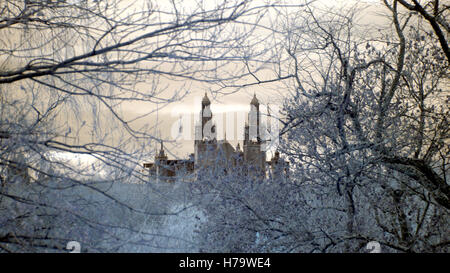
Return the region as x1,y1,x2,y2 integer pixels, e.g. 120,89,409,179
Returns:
250,93,260,142
201,92,213,139
244,93,266,174
155,141,168,180
195,92,217,167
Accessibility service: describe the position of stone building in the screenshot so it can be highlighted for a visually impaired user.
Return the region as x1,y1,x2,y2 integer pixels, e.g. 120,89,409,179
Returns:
144,93,288,181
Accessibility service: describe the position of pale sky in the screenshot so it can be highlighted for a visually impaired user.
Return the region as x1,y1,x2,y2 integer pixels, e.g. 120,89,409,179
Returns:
2,0,390,161
120,0,389,160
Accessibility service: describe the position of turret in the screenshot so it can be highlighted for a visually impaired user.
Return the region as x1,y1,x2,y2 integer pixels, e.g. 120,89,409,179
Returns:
248,93,260,142
243,94,266,176
200,92,213,140
250,93,260,107
202,92,211,106
155,141,168,180
155,141,167,160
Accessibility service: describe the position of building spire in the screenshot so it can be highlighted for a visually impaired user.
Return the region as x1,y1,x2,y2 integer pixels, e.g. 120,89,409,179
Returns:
158,140,166,157
250,92,259,106
202,91,211,105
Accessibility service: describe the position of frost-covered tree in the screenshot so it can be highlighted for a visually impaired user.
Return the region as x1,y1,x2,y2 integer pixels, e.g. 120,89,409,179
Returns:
194,0,449,253
0,0,273,252
193,165,318,252
276,0,448,252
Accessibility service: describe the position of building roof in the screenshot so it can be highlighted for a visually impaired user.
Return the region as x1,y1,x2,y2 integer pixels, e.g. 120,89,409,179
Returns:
250,93,259,106
219,140,235,153
215,139,235,161
202,92,211,105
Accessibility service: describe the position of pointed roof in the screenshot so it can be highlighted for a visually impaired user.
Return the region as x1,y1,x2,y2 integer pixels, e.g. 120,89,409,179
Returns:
158,141,166,158
250,93,259,106
202,92,211,105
